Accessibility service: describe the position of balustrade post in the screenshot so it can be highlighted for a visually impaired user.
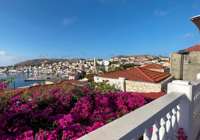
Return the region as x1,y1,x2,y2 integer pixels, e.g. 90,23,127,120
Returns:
166,110,175,139
159,115,168,140
152,120,161,140
167,80,194,140
131,136,139,140
143,127,152,140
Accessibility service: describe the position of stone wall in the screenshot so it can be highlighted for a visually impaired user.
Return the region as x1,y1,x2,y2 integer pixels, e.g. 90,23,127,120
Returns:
94,75,174,93
182,52,200,81
170,53,181,79
126,75,174,92
170,51,200,81
126,80,161,92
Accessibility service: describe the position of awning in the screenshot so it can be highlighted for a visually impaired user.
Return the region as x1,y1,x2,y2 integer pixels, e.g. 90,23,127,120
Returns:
190,15,200,33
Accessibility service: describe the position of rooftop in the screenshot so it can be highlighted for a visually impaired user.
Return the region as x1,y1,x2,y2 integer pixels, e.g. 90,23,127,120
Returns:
98,67,171,83
131,92,166,99
185,44,200,52
8,79,93,97
142,63,150,66
12,81,73,97
142,63,167,69
69,73,77,76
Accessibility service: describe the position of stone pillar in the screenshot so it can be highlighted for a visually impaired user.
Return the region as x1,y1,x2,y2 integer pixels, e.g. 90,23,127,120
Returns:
119,77,126,92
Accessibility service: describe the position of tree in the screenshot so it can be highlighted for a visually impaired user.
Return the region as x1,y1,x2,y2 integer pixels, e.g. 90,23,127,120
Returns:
123,63,134,69
83,80,117,94
85,73,97,78
108,66,121,73
78,71,86,79
153,57,160,60
0,76,16,94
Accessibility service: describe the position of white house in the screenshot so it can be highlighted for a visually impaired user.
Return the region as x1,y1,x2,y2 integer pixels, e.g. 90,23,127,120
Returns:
100,60,109,66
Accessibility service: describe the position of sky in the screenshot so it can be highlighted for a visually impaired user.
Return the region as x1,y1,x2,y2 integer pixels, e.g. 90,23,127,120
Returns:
0,0,200,66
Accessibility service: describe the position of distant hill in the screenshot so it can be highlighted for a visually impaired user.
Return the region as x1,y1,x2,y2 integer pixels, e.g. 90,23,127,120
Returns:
12,54,167,67
67,58,85,63
14,58,85,66
111,54,160,60
14,59,69,66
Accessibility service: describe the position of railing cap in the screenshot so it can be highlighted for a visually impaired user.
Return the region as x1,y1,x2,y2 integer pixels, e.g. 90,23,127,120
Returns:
172,80,191,85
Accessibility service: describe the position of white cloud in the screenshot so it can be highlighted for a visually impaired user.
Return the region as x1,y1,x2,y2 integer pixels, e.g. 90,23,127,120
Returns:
177,33,194,39
61,17,76,25
184,33,193,38
38,54,47,58
154,9,169,16
0,51,7,55
0,53,30,66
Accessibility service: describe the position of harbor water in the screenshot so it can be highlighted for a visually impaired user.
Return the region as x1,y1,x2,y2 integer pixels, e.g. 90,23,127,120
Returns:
0,73,45,89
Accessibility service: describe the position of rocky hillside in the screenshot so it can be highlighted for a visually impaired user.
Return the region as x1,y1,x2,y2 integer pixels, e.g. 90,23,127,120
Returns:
111,54,161,60
67,58,85,63
14,58,85,66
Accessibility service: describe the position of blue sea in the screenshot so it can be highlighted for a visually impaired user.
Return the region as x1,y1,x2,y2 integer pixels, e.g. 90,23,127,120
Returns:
0,73,45,89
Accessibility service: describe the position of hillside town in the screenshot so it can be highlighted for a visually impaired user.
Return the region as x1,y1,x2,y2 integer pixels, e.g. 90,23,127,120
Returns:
0,55,170,81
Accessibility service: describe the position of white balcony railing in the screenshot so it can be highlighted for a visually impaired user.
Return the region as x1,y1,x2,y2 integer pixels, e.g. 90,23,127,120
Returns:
78,73,200,140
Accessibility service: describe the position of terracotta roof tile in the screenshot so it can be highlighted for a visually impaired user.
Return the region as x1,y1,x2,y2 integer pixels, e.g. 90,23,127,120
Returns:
65,80,88,86
185,44,200,52
143,63,150,66
142,63,167,69
10,81,74,97
4,87,30,95
98,67,170,83
87,77,94,82
131,92,167,99
69,73,77,76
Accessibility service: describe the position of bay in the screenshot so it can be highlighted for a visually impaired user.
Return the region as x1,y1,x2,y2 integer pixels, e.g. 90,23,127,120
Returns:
0,73,45,89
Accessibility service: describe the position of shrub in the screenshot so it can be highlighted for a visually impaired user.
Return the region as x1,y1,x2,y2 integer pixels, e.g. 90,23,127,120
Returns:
83,80,117,94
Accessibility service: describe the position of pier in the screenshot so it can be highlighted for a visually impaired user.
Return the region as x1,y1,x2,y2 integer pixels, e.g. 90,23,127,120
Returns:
25,75,53,81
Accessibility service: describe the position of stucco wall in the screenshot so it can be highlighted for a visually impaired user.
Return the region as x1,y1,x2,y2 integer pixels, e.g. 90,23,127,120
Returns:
148,69,165,72
94,76,124,91
45,81,54,85
69,76,74,80
170,51,200,81
160,75,174,91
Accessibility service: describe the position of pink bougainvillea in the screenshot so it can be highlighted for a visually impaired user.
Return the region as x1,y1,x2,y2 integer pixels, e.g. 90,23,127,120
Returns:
0,82,7,93
0,86,153,140
0,85,188,140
